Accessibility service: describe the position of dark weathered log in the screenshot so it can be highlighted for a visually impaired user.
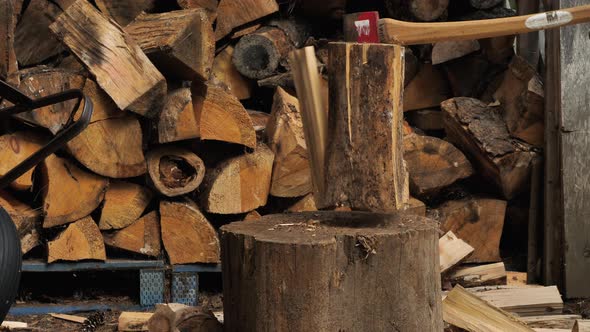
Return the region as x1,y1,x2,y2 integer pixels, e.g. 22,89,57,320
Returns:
431,40,480,65
233,19,308,80
443,53,491,98
147,146,206,197
157,88,200,144
321,42,407,212
221,211,442,331
441,97,536,199
385,0,449,21
0,0,18,79
40,155,108,228
160,200,220,264
405,109,444,131
98,181,152,230
95,0,156,26
266,87,311,198
191,81,256,148
469,0,503,9
296,0,346,19
494,55,544,146
0,191,41,254
432,196,507,263
48,216,106,263
50,0,166,118
214,0,278,40
403,134,473,197
200,144,274,214
103,211,161,257
126,9,214,81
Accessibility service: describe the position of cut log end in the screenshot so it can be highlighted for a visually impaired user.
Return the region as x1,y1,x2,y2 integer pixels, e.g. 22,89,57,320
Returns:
99,181,152,230
48,216,106,263
147,147,206,197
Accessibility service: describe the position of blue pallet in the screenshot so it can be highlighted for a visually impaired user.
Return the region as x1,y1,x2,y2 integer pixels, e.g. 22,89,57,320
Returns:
9,303,148,316
172,273,199,306
22,259,165,272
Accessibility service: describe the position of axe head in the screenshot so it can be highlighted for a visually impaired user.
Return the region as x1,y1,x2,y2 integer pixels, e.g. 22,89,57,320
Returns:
343,12,380,43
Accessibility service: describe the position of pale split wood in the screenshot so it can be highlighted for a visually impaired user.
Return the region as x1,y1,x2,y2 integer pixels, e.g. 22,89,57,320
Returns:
158,87,200,144
47,216,106,263
522,315,581,330
49,0,166,117
118,312,153,331
99,181,152,230
50,313,86,324
379,5,590,45
574,320,590,332
287,194,318,212
439,231,474,274
103,211,161,257
449,262,507,287
443,285,534,332
160,200,220,264
468,285,564,316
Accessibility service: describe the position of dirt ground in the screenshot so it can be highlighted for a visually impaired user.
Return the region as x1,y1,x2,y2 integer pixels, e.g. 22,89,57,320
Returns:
4,293,223,332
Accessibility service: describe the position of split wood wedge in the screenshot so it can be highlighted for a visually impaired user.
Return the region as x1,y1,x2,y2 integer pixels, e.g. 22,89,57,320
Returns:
379,5,590,45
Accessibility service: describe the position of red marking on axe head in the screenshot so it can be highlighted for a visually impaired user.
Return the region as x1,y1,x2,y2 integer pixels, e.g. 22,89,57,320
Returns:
344,11,380,43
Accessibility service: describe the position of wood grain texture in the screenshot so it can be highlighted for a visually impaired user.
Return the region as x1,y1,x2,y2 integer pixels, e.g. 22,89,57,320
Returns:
211,45,253,100
0,132,47,190
434,197,507,263
439,231,474,274
575,320,590,332
322,42,406,212
0,191,41,254
40,155,108,228
146,146,206,197
126,9,214,81
95,0,156,26
449,262,507,287
221,211,442,331
117,312,153,332
378,5,590,45
522,315,581,330
200,144,274,214
49,0,166,117
443,285,534,332
192,81,256,149
177,0,219,23
441,97,536,199
103,211,161,257
157,88,200,143
214,0,278,40
266,87,311,198
48,216,106,263
99,181,152,230
404,63,450,111
556,0,590,299
160,200,220,264
403,134,473,197
469,285,563,316
0,0,18,79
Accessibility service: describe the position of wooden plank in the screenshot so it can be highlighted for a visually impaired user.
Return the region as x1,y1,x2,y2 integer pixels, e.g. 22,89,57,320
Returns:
50,313,86,324
468,285,564,316
439,231,474,274
443,285,534,332
555,0,590,298
49,0,166,118
449,263,507,287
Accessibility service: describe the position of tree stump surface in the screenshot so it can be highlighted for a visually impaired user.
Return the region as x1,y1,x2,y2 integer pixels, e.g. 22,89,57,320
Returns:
221,211,442,332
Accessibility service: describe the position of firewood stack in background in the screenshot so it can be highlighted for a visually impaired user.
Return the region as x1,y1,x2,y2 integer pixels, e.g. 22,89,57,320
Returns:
0,0,540,281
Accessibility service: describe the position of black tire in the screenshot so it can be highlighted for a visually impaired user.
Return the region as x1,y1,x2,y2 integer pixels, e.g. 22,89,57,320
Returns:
0,207,21,323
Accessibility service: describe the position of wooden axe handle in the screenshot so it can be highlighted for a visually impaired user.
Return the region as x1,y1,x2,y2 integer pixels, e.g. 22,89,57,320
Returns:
379,5,590,45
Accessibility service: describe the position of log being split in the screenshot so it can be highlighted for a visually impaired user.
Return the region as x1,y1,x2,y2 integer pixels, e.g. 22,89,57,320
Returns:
321,42,407,212
147,146,206,197
221,211,442,331
126,9,215,81
50,0,166,117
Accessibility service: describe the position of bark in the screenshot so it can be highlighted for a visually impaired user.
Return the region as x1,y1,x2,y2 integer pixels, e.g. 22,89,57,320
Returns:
147,146,206,197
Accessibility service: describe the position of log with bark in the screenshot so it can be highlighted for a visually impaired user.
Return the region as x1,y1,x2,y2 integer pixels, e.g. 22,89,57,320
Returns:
200,144,274,214
0,191,41,254
403,134,473,198
160,200,220,264
103,211,161,257
126,9,215,81
266,87,311,198
157,87,200,144
49,0,166,118
146,146,206,197
321,42,407,212
191,81,256,148
433,196,506,263
211,46,253,100
98,181,152,230
48,216,106,263
0,0,18,79
147,303,222,332
214,0,278,40
494,55,544,146
221,211,442,331
0,132,48,191
40,155,108,228
95,0,156,26
441,97,536,199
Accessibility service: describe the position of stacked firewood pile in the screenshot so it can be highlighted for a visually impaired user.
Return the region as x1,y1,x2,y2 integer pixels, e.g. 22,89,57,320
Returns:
0,0,540,274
